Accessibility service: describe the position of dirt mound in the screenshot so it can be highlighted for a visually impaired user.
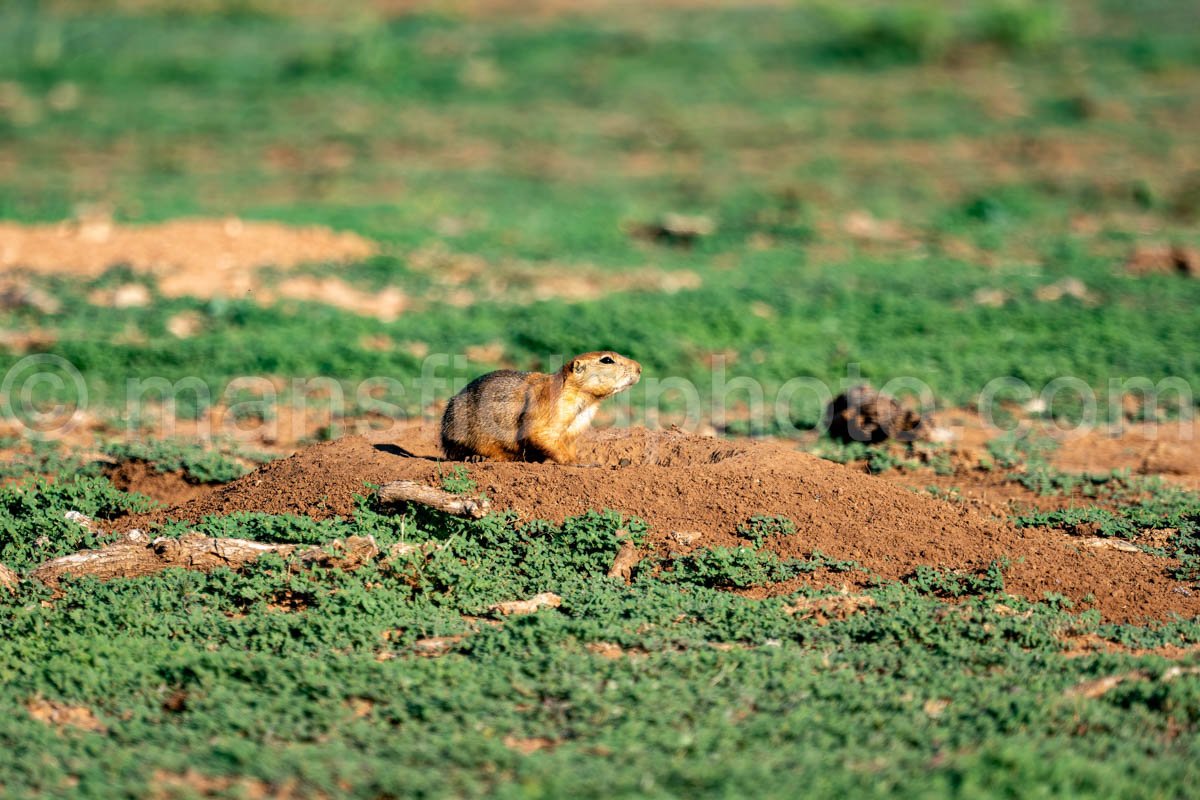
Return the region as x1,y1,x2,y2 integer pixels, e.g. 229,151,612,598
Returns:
120,428,1200,623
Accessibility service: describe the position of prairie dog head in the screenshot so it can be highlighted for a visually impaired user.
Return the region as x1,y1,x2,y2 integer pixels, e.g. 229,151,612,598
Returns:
565,351,642,397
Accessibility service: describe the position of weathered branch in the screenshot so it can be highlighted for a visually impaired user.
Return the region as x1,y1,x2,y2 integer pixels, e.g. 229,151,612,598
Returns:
607,536,641,584
0,562,19,593
27,531,381,588
377,480,491,519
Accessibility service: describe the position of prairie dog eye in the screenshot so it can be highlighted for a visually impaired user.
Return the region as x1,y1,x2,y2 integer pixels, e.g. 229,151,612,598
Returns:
599,356,615,364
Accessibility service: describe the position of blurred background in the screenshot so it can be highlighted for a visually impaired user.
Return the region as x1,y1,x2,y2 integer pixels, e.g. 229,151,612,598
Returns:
1,0,1198,445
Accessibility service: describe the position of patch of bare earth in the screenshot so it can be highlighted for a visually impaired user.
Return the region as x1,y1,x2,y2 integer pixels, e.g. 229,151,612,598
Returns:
271,276,409,322
25,697,107,733
148,770,291,800
797,406,1200,525
0,216,383,307
1059,633,1200,660
408,242,701,306
117,427,1200,623
1051,426,1200,489
1,218,702,317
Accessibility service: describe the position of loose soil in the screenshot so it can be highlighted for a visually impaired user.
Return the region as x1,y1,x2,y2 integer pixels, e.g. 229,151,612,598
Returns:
407,242,702,307
102,460,219,507
0,218,377,299
0,219,696,314
118,427,1200,624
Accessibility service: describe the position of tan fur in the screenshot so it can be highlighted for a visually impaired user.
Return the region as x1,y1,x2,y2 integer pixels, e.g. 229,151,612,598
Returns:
440,351,641,464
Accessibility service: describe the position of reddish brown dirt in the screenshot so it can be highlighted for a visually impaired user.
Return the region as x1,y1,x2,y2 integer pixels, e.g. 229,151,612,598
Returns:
118,427,1200,624
0,217,377,300
103,460,218,507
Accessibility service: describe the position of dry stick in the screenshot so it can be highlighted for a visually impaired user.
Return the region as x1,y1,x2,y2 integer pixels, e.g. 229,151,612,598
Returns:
607,529,642,584
28,530,381,588
14,480,487,591
15,485,470,591
0,561,19,592
607,542,641,584
377,480,491,519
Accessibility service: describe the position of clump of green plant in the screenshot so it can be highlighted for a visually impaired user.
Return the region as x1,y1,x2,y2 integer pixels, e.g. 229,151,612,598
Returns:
0,438,92,481
377,505,649,609
923,485,963,503
812,440,922,474
516,510,648,592
656,547,857,589
1,466,1197,798
907,557,1010,598
737,515,796,547
969,0,1066,53
818,2,954,65
1014,465,1126,496
984,431,1058,470
100,439,268,484
818,0,1064,66
1014,507,1139,539
918,444,956,476
440,465,477,495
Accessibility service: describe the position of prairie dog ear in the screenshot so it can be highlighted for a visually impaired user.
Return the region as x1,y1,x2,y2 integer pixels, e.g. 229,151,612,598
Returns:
572,358,585,374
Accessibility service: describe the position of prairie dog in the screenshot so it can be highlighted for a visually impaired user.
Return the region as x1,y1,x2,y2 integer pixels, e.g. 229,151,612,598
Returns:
440,351,641,464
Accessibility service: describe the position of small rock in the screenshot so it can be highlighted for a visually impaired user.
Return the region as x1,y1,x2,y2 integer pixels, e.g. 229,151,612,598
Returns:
972,288,1008,308
410,635,466,657
111,283,151,308
671,531,701,547
25,697,108,733
842,210,908,242
925,426,957,443
489,592,562,616
627,213,715,248
1035,277,1094,303
923,698,950,718
64,511,96,531
503,735,556,755
166,310,204,338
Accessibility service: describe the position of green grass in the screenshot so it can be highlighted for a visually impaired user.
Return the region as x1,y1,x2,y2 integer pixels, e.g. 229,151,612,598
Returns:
2,0,1199,425
6,251,1200,429
3,476,1200,798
